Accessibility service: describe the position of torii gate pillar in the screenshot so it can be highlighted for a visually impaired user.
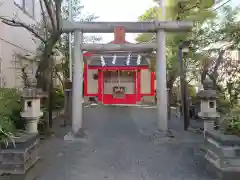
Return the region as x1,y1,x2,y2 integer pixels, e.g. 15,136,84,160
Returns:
156,0,168,133
72,31,84,134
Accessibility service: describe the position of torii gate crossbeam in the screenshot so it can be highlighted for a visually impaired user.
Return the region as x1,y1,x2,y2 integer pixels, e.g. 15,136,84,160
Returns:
81,43,157,52
62,20,193,33
65,0,193,137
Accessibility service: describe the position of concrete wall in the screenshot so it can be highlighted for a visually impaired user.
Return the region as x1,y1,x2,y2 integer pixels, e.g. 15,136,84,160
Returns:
140,69,151,94
0,0,41,88
87,69,98,94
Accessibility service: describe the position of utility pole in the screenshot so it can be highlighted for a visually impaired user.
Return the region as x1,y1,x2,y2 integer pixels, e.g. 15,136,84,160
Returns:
178,42,190,131
68,0,73,81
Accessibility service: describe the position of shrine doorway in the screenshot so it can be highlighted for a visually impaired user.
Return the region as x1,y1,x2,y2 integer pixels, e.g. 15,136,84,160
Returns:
102,69,137,104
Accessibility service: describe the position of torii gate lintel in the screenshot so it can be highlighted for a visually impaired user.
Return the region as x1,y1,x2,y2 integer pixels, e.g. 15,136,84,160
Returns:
62,20,193,33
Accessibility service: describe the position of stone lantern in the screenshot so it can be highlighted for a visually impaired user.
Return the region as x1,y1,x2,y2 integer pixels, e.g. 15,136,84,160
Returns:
197,78,220,133
20,78,43,133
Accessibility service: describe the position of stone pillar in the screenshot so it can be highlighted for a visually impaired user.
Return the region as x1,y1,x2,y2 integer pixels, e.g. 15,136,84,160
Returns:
21,87,43,133
156,0,168,132
197,79,219,136
72,31,83,134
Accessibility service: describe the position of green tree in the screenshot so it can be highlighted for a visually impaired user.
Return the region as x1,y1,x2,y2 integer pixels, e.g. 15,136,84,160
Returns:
136,0,217,110
0,0,100,91
0,0,63,91
58,0,101,85
0,0,99,130
196,5,240,109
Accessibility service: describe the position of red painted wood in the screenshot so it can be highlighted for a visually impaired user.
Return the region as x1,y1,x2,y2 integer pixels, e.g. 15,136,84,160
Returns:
134,72,136,94
83,63,155,104
103,94,137,104
98,70,103,101
113,26,126,44
101,71,137,104
83,51,93,57
83,63,88,96
137,70,141,101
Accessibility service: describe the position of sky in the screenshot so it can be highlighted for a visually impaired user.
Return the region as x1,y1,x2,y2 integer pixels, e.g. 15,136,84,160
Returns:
81,0,240,43
81,0,156,43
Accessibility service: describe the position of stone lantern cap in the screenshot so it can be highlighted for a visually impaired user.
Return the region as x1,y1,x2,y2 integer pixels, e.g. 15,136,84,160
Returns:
197,78,217,100
197,90,217,100
21,78,46,99
22,88,44,99
202,78,213,90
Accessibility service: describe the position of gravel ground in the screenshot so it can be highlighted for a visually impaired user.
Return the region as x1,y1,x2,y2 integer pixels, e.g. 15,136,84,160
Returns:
24,105,216,180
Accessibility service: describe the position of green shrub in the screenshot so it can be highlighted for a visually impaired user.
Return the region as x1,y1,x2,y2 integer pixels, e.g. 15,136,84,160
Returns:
41,86,64,112
52,86,64,110
188,85,197,97
220,106,240,136
0,88,23,147
225,116,240,136
217,97,231,114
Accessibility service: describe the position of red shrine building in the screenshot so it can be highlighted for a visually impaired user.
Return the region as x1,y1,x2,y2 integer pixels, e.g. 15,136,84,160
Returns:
83,27,155,104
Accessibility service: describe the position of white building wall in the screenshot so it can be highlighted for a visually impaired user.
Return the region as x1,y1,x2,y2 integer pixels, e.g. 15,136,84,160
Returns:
140,69,151,94
87,69,98,94
0,0,41,88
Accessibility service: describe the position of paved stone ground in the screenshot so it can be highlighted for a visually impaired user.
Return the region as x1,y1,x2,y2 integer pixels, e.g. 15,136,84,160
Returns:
25,105,217,180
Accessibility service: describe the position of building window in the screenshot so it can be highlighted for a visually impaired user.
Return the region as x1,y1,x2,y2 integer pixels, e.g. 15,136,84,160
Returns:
14,0,35,18
14,0,23,6
25,0,35,17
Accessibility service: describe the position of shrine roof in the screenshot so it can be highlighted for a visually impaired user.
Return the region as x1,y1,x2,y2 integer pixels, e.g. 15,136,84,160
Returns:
88,55,149,67
83,35,150,67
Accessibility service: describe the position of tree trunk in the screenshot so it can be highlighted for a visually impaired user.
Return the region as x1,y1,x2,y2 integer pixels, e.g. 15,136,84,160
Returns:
35,34,60,91
36,47,53,91
168,85,173,119
167,72,176,120
35,34,60,132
